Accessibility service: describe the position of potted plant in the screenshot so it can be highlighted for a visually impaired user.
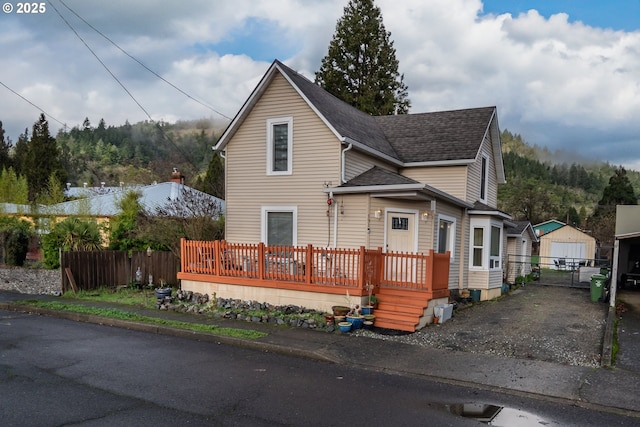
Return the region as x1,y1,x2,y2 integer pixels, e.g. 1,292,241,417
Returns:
338,321,352,333
154,279,172,299
361,294,378,315
332,305,350,317
346,305,364,329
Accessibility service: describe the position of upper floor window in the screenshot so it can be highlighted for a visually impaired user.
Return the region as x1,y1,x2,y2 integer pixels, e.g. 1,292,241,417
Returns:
267,117,293,175
480,154,488,202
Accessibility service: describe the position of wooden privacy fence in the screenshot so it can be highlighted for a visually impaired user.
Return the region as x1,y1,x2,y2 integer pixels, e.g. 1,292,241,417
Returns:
179,239,450,296
61,250,179,293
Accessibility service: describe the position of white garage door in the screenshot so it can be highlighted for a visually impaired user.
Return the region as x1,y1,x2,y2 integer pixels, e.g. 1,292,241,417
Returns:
550,242,586,261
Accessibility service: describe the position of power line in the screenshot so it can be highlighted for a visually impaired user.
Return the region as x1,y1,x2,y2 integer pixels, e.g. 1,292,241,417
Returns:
57,0,232,121
47,0,199,170
48,0,154,122
0,80,67,128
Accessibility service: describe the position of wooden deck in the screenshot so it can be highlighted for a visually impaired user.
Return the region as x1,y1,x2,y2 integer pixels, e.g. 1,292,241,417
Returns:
178,239,450,331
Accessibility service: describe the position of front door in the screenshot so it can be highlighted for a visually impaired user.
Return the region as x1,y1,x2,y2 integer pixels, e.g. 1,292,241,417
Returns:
387,212,415,253
386,211,417,282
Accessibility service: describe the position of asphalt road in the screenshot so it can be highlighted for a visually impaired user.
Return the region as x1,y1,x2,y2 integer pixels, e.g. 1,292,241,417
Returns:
1,309,637,426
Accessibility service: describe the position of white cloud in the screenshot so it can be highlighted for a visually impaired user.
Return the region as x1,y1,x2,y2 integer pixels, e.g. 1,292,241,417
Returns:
0,0,638,170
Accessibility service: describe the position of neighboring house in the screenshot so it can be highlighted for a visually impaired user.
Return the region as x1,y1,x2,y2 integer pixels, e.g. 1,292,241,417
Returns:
612,205,640,295
212,59,510,301
505,220,537,283
2,170,225,242
533,220,596,268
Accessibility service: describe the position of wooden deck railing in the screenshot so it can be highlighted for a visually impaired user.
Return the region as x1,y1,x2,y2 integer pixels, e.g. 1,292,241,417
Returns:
179,239,449,296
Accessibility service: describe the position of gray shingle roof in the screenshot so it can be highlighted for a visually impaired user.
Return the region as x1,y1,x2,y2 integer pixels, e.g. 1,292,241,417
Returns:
341,166,421,187
276,60,495,164
374,107,496,163
507,220,532,236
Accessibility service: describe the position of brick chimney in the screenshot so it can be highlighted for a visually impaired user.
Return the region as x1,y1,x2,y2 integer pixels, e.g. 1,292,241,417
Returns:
170,168,185,185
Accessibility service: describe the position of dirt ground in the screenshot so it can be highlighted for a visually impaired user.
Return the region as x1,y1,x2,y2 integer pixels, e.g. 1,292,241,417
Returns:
362,284,608,367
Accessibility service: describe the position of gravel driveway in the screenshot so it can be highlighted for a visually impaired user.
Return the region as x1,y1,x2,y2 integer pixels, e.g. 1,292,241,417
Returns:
357,285,608,368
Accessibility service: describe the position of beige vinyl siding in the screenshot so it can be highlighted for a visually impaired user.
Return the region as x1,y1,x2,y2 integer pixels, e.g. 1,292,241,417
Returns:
333,193,371,249
344,149,396,182
467,136,499,206
401,166,468,200
225,73,343,246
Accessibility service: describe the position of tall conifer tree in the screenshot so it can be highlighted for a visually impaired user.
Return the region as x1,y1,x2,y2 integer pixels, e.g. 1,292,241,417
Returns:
315,0,410,115
23,114,67,202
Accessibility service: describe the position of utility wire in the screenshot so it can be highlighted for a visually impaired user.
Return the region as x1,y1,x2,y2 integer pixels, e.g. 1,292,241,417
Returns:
57,0,232,121
47,0,199,170
0,80,67,128
47,0,154,122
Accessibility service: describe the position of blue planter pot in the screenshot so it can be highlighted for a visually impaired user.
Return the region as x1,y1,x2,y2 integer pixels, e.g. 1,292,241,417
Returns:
361,306,373,315
338,321,352,333
346,316,364,329
155,288,172,299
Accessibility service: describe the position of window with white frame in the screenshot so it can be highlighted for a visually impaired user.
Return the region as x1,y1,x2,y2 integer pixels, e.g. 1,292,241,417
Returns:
261,206,297,246
470,219,503,270
490,225,501,268
472,227,484,267
437,215,456,260
480,154,488,202
266,117,293,175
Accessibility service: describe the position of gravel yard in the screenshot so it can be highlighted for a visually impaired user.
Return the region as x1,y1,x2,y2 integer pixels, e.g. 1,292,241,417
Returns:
0,268,608,368
356,285,608,368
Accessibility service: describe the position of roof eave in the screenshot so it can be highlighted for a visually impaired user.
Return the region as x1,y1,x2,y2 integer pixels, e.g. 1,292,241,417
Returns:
327,183,473,208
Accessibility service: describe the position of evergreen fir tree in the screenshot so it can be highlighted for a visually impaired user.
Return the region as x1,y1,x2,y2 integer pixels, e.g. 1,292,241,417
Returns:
315,0,410,115
23,114,67,202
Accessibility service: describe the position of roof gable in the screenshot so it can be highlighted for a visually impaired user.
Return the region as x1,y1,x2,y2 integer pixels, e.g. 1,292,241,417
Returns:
534,220,566,236
216,60,502,170
507,220,538,241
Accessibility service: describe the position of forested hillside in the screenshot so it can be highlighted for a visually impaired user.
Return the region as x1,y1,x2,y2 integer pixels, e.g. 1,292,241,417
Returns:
56,117,227,190
0,115,228,202
498,129,640,227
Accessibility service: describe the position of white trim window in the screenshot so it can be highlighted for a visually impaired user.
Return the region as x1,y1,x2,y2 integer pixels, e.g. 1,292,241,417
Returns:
261,206,297,246
266,117,293,175
470,218,503,270
480,154,488,203
436,214,456,260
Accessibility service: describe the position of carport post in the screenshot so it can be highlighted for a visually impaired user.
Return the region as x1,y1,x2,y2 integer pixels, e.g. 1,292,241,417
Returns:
610,239,620,308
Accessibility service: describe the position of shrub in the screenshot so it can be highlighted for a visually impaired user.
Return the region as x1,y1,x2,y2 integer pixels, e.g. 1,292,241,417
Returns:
0,216,33,266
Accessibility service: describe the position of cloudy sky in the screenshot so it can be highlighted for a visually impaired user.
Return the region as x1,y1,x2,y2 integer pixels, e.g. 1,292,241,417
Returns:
1,0,639,170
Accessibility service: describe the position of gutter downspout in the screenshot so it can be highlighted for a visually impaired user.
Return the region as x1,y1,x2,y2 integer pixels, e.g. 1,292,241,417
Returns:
334,143,353,248
341,143,353,184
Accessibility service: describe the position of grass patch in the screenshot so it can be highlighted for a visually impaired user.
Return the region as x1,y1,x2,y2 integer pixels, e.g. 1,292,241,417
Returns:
15,300,267,339
64,286,156,308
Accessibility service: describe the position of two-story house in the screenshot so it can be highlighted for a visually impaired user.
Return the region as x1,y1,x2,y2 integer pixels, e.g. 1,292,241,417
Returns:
212,59,510,302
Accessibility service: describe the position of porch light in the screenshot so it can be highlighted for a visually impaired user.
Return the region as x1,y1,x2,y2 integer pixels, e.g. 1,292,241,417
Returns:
374,209,382,219
421,211,430,221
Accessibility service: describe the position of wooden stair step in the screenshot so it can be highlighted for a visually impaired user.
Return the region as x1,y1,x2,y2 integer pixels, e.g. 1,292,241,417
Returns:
376,303,424,315
373,318,417,332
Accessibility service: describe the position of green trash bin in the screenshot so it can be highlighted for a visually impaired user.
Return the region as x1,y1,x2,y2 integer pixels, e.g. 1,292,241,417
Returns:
590,274,606,302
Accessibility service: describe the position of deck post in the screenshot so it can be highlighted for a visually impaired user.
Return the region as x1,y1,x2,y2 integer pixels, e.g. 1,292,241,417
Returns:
306,244,313,285
258,242,265,280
